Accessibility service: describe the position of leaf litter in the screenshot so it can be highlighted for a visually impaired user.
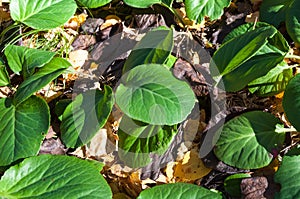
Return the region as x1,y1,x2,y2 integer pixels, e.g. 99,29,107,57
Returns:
1,0,298,198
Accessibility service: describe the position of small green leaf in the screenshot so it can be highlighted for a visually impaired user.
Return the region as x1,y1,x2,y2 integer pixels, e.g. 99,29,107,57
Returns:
76,0,111,8
4,45,55,77
164,54,177,68
118,115,177,168
0,96,49,166
0,65,9,86
13,57,70,106
211,24,288,91
283,74,300,131
123,0,173,8
224,173,251,197
274,155,300,199
248,61,293,96
0,155,112,198
137,183,222,199
185,0,231,22
214,111,285,169
10,0,77,30
61,86,114,148
123,27,173,73
116,64,195,125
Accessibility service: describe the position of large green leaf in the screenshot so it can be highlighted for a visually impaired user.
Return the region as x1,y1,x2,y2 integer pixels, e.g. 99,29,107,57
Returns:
260,0,300,46
274,155,300,199
248,61,293,96
118,115,177,168
0,155,112,198
61,86,114,148
116,64,195,125
211,25,288,91
10,0,77,30
283,74,300,131
286,0,300,46
0,65,9,86
76,0,111,8
0,96,49,166
123,0,173,8
137,183,222,199
4,45,55,76
185,0,231,23
13,57,70,106
123,26,173,73
214,111,285,169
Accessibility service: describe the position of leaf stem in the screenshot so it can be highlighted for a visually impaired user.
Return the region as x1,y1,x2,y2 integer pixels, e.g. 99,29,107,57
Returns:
276,126,297,133
285,54,300,60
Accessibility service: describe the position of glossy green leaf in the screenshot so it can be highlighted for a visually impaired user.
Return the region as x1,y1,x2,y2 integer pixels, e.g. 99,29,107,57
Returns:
76,0,111,8
10,0,77,30
118,115,177,168
260,0,300,46
214,111,285,169
116,64,195,125
274,155,300,199
137,183,222,199
0,96,49,166
123,0,173,8
0,65,9,86
248,61,293,96
185,0,231,22
61,86,114,148
123,27,173,73
13,57,70,106
286,0,300,46
283,74,300,131
0,155,112,198
4,45,55,76
211,25,288,91
224,173,251,197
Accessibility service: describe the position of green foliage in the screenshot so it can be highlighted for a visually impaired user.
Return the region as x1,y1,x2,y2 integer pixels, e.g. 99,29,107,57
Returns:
0,155,112,198
4,45,55,77
0,96,49,166
116,64,195,125
137,183,222,199
214,111,285,169
260,0,300,45
60,85,114,148
118,115,177,168
0,64,9,86
10,0,77,30
185,0,231,22
274,155,300,199
123,0,173,8
13,57,70,106
76,0,111,8
211,23,289,92
283,74,300,131
123,26,174,73
248,61,293,96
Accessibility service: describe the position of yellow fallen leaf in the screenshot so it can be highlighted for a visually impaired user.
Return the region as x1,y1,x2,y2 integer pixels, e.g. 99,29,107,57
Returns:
100,15,121,30
174,149,212,182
